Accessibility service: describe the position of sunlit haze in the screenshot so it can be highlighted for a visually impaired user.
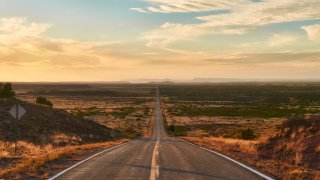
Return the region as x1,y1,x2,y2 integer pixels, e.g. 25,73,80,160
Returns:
1,0,320,82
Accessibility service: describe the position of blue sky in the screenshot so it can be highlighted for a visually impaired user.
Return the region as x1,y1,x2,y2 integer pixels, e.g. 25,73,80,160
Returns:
0,0,320,81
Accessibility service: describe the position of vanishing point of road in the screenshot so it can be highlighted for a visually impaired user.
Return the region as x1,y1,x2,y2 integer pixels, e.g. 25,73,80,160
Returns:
51,87,273,180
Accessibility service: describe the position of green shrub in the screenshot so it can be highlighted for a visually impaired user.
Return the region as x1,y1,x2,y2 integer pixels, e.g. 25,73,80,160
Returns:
167,125,175,132
36,97,53,108
241,128,256,140
73,109,101,117
111,107,135,118
0,82,15,98
166,125,188,136
143,106,150,116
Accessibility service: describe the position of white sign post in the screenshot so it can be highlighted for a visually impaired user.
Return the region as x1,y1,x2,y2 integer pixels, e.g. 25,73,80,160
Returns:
9,103,26,155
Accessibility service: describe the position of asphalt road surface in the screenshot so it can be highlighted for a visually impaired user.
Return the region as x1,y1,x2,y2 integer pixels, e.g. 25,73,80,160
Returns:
53,87,271,180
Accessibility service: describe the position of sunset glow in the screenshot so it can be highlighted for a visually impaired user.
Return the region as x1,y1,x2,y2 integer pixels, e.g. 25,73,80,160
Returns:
1,0,320,82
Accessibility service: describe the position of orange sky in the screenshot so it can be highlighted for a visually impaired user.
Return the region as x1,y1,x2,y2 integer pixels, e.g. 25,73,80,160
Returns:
1,0,320,81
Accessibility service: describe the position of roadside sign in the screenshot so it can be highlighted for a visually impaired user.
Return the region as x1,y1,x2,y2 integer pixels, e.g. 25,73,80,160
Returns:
9,104,26,120
8,103,26,155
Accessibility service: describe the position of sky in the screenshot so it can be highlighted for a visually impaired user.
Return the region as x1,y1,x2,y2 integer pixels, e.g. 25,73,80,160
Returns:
0,0,320,82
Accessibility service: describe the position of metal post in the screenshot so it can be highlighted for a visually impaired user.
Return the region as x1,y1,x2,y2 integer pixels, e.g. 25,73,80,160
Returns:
14,103,18,156
9,103,25,156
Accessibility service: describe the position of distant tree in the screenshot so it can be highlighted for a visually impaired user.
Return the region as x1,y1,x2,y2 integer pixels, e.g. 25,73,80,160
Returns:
241,128,256,140
143,106,150,116
0,83,3,95
168,125,175,132
36,96,53,108
0,82,15,98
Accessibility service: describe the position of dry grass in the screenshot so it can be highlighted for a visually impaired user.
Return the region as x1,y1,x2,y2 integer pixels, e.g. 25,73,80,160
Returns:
15,93,154,139
315,145,320,153
0,141,49,158
0,151,10,159
183,136,320,179
0,139,128,179
31,95,155,138
145,108,154,138
258,133,274,144
165,113,283,140
51,133,82,146
184,137,258,155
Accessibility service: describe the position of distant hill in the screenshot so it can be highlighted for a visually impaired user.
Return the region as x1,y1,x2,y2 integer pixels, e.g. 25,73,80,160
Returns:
192,78,242,83
147,81,175,84
193,78,320,83
126,78,320,83
128,79,173,83
0,99,122,145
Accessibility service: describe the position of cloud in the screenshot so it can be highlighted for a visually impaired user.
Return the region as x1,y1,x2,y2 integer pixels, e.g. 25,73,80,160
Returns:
302,24,320,42
0,17,122,68
203,51,320,66
197,0,320,26
143,22,248,48
267,33,298,47
131,0,248,13
136,52,159,55
135,46,320,67
141,0,320,48
129,8,150,13
143,23,203,47
0,17,51,36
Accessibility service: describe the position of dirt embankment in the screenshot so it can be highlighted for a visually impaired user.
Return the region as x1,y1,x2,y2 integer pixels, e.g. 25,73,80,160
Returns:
259,116,320,178
184,116,320,179
0,98,126,179
0,99,123,145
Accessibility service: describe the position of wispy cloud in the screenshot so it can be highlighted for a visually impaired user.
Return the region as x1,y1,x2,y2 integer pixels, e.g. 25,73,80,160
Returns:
141,0,320,48
267,33,298,47
131,0,248,13
0,17,51,36
136,52,159,56
197,0,320,26
142,22,248,48
302,24,320,42
129,8,150,13
0,17,123,68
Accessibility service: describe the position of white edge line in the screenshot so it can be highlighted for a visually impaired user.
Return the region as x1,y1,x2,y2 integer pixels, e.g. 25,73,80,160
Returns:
179,138,274,180
48,139,136,180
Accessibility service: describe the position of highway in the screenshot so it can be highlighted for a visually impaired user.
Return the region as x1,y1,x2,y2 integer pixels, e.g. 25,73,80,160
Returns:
52,87,271,180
